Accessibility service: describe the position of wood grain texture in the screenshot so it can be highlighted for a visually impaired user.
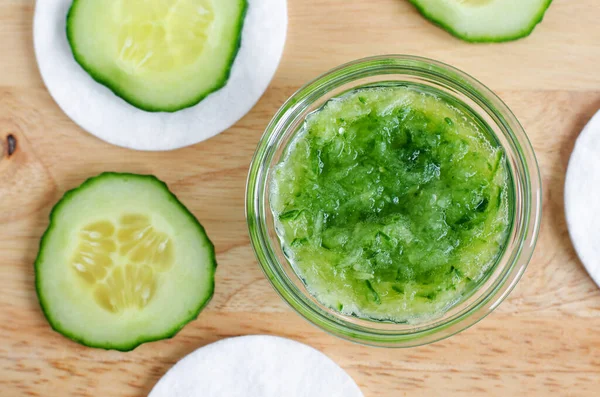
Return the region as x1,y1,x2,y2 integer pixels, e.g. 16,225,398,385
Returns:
1,0,600,396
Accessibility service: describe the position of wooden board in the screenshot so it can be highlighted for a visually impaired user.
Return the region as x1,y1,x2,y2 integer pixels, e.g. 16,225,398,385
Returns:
1,0,600,395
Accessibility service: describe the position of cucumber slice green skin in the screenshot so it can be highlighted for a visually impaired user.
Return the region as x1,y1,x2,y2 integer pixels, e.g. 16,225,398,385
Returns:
409,0,553,43
35,173,217,351
66,0,248,113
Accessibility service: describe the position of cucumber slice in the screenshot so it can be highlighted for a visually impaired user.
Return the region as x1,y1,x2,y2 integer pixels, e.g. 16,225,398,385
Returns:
409,0,553,42
66,0,247,112
35,173,216,351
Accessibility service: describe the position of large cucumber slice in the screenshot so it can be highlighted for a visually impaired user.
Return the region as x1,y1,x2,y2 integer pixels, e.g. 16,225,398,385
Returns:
35,173,216,351
66,0,247,112
409,0,553,42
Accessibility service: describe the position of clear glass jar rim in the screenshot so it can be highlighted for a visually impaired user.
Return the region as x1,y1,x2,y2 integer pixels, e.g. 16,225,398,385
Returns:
246,55,542,347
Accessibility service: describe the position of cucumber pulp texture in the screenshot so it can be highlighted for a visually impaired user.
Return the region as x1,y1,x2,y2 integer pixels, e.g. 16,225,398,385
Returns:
73,214,173,313
409,0,553,42
35,173,216,350
270,86,511,323
67,0,247,112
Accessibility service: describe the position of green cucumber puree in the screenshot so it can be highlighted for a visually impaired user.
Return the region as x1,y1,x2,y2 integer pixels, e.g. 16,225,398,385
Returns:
270,85,511,323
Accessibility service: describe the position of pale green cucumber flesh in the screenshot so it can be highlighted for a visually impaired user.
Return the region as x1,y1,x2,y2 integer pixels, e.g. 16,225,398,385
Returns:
409,0,553,43
35,172,216,351
66,0,248,112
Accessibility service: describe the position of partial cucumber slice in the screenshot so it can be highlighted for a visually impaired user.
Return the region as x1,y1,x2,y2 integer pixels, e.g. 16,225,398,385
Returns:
409,0,553,42
66,0,247,112
35,173,216,351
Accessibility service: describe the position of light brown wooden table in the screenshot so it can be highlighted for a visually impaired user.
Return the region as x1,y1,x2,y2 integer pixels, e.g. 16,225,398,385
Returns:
2,0,600,395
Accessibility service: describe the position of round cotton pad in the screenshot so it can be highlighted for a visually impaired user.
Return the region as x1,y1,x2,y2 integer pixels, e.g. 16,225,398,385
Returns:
148,336,364,397
33,0,287,151
565,109,600,289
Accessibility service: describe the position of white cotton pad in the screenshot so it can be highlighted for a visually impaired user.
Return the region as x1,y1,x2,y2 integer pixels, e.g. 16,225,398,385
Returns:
565,109,600,289
33,0,287,151
148,336,364,397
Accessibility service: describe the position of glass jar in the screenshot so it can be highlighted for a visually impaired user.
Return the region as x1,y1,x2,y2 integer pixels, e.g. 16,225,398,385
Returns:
246,55,541,347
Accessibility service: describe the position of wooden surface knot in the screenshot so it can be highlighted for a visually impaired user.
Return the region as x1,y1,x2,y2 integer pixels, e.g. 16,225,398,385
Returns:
6,133,17,157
